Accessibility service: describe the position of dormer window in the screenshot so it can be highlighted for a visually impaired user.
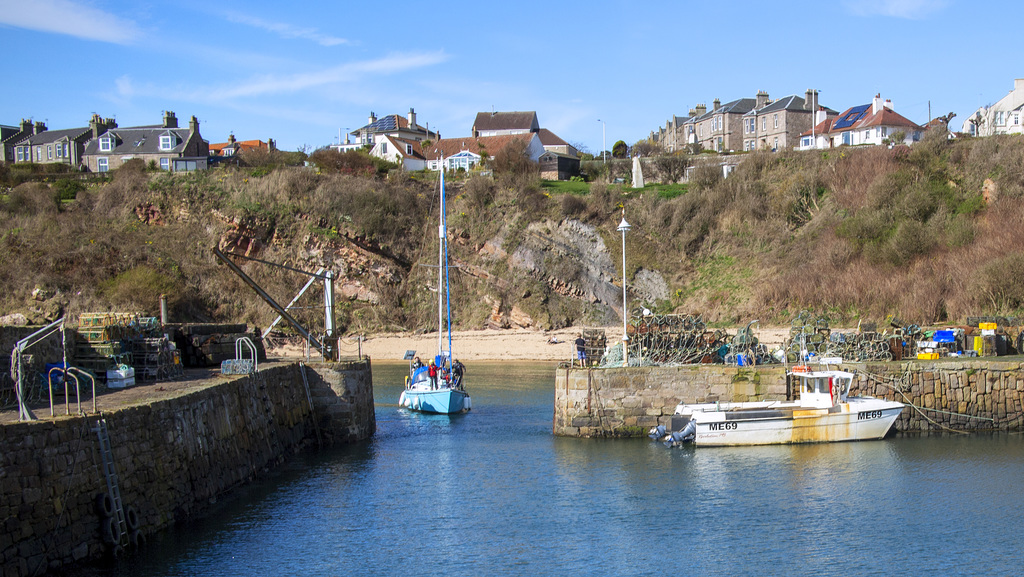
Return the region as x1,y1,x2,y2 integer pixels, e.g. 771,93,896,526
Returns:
160,134,175,150
99,136,114,152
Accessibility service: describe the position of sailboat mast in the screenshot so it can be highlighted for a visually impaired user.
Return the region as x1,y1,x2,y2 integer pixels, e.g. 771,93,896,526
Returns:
438,162,445,360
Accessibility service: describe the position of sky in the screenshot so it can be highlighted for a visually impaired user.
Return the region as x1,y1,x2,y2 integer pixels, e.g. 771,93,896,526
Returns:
0,0,1018,153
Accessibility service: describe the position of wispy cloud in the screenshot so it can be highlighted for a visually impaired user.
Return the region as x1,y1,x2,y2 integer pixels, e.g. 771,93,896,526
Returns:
0,0,141,44
116,51,449,102
843,0,949,19
225,12,351,47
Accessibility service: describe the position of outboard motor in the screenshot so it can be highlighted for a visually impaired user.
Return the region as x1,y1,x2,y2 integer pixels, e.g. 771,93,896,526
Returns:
648,425,667,440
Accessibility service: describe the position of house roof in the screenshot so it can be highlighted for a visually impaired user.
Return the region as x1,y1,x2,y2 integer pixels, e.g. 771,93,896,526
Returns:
831,104,872,130
693,98,756,122
472,111,539,132
743,95,839,116
419,133,535,160
210,139,267,154
385,136,426,160
800,117,836,137
536,128,568,147
356,114,409,134
83,126,191,155
19,127,90,145
855,107,923,130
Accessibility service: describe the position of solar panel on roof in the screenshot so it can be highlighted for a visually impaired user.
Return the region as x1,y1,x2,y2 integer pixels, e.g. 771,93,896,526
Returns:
832,104,871,130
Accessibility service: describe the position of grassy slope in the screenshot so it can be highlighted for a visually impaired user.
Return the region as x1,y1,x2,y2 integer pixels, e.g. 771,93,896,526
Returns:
3,131,1024,333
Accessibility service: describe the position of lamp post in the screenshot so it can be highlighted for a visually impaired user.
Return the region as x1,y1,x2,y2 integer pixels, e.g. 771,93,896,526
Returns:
598,119,606,163
617,211,631,367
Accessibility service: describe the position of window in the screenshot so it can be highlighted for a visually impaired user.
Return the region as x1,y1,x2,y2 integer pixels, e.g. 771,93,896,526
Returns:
773,114,778,129
881,127,887,137
382,142,387,154
47,144,53,159
55,144,62,159
16,147,24,161
160,158,169,170
864,130,870,141
97,157,108,172
160,135,174,150
773,137,779,151
762,118,766,131
842,131,851,145
996,111,1005,125
802,137,811,148
36,146,42,159
1015,113,1020,126
406,144,413,154
99,136,113,152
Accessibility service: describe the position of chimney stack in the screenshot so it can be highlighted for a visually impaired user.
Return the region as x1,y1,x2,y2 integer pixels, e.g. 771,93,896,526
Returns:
805,89,817,111
228,134,236,145
369,111,377,124
163,110,178,128
872,94,885,115
756,91,769,109
33,121,46,134
189,115,199,133
408,108,417,128
695,103,707,116
713,98,721,111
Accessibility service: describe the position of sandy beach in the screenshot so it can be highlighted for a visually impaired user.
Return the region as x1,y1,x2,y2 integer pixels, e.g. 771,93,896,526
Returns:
342,326,793,362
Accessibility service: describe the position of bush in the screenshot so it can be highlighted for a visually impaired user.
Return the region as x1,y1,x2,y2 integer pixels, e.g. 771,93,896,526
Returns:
99,265,178,313
54,178,85,201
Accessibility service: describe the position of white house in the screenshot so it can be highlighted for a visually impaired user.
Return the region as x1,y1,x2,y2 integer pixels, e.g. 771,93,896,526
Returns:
961,79,1024,137
370,135,427,171
799,95,923,150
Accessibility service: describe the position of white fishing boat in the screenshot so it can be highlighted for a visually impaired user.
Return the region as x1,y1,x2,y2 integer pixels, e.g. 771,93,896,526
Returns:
650,366,903,446
398,164,471,415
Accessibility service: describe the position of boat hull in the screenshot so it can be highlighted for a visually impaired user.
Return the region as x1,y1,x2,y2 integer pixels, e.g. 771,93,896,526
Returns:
399,388,471,414
673,398,904,446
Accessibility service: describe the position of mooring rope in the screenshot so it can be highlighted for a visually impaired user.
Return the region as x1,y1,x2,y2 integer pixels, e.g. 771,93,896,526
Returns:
859,370,992,434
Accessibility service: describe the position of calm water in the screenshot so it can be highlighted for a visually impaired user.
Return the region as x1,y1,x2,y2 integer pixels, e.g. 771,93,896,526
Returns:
92,361,1024,576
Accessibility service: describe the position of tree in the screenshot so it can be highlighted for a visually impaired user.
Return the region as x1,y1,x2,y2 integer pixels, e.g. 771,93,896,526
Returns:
652,153,691,184
630,138,663,158
612,140,628,159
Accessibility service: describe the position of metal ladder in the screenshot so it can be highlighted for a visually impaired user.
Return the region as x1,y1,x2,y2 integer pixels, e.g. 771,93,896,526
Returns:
93,418,128,547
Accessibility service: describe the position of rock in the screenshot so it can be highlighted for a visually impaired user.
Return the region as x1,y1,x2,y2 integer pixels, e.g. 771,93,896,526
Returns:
0,313,28,326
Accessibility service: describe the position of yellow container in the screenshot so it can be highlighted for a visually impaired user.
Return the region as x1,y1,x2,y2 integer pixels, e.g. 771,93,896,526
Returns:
979,322,997,330
974,336,984,355
917,352,940,360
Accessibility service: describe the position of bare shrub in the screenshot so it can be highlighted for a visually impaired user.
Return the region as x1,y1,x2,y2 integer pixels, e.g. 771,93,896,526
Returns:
559,194,587,217
2,182,59,215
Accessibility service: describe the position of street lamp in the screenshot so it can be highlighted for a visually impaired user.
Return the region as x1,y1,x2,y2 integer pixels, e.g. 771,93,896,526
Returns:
597,119,606,163
617,211,631,367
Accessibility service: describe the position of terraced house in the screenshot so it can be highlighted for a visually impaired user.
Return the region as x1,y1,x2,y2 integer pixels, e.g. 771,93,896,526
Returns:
9,115,115,168
82,111,209,172
741,90,836,152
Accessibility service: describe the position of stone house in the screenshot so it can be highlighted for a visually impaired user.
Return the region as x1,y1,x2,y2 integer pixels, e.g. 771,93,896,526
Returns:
741,90,837,151
961,78,1024,136
209,134,274,157
686,98,756,152
82,111,209,172
10,115,114,168
1,120,42,163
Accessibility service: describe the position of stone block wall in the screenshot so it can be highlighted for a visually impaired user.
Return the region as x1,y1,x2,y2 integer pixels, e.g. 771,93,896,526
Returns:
554,361,1024,437
0,360,374,577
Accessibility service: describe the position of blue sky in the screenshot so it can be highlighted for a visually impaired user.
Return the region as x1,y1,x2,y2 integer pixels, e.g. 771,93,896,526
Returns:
0,0,1016,153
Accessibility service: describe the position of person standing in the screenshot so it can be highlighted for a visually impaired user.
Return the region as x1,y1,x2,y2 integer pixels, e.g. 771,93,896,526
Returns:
428,360,438,389
574,335,587,367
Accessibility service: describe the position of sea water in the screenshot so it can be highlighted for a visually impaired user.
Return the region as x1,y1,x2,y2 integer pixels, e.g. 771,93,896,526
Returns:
91,361,1024,576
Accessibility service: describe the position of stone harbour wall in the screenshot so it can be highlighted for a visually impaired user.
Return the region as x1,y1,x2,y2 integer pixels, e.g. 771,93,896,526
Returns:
553,360,1024,437
0,360,374,577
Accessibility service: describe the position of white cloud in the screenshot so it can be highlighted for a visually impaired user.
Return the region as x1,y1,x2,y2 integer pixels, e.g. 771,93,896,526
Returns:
115,51,449,103
843,0,949,19
225,12,351,47
0,0,141,44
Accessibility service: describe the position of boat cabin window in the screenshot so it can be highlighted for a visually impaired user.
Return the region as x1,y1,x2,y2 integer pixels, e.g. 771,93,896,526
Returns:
804,377,829,394
834,377,850,396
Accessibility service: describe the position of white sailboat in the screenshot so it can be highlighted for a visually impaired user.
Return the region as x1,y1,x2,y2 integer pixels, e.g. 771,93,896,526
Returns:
398,163,471,414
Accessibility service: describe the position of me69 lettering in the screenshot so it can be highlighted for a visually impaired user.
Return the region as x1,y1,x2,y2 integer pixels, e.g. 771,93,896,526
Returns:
708,422,738,431
858,410,883,420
